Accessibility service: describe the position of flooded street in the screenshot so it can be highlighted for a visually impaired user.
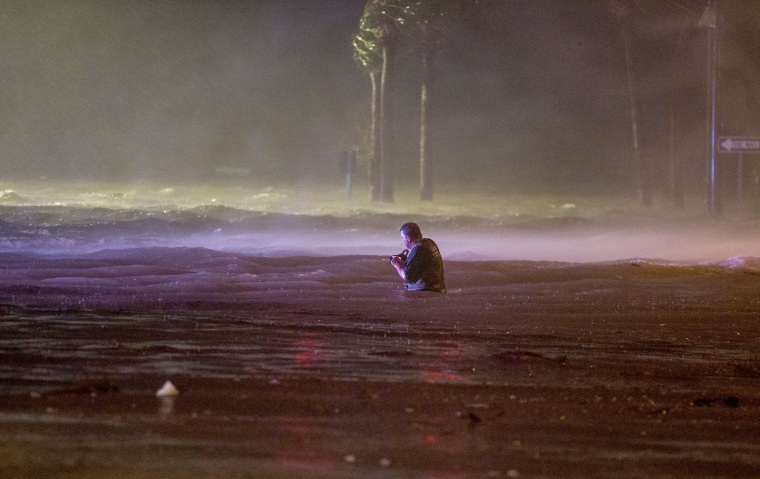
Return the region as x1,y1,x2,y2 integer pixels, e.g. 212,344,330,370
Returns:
3,249,760,478
2,184,760,477
3,0,760,473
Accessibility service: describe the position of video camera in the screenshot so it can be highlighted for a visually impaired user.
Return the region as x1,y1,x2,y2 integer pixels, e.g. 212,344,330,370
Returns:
389,249,409,263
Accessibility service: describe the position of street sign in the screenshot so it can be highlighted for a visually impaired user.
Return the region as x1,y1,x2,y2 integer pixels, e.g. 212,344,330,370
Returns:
718,136,760,152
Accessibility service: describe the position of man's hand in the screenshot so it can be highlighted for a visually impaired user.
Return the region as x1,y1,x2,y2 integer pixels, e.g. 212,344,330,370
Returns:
390,255,406,280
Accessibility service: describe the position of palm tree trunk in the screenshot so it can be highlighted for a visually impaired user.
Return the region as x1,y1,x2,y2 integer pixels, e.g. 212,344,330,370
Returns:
419,25,434,201
419,82,431,201
669,17,689,209
379,42,395,203
620,22,651,207
368,71,381,201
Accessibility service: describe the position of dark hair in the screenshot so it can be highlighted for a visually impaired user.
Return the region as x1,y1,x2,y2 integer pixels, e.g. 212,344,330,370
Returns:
400,222,422,240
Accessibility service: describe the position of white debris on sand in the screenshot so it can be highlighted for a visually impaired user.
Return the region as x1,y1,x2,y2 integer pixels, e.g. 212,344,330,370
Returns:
155,380,179,397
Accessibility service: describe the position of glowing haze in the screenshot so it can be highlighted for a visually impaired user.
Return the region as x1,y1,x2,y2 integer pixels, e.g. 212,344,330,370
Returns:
1,180,759,265
1,0,759,264
2,1,756,189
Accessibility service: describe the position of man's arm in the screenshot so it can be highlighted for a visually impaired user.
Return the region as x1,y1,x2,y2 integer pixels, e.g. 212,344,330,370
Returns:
390,256,406,280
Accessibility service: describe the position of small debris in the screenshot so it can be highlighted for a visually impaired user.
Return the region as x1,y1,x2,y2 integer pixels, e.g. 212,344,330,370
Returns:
155,380,179,397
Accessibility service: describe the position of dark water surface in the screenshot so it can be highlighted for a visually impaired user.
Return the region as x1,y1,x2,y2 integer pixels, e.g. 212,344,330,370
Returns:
3,248,760,395
4,193,760,477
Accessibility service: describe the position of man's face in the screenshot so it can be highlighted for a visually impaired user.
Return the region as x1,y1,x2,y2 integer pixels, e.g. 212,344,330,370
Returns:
401,232,413,249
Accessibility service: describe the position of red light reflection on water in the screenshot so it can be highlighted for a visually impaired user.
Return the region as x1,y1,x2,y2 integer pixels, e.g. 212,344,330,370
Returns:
294,334,325,370
419,369,465,381
417,340,466,382
276,418,337,473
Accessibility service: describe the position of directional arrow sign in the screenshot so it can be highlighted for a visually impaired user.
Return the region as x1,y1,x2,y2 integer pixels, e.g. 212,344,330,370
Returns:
718,136,760,152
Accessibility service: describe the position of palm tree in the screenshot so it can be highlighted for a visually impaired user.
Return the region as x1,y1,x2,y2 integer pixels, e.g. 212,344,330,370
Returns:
353,1,413,202
609,0,651,207
402,0,467,201
353,3,383,201
413,1,465,201
418,19,436,201
355,0,466,202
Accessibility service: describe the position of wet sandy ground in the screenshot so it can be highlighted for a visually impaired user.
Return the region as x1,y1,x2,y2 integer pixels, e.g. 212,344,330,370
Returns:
2,256,760,478
4,373,760,479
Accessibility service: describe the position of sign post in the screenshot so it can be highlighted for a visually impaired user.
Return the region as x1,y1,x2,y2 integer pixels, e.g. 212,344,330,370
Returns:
700,1,718,216
718,137,760,153
718,136,760,211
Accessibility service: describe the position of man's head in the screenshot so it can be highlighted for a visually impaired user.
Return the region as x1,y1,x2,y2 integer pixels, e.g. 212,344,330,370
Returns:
400,222,423,249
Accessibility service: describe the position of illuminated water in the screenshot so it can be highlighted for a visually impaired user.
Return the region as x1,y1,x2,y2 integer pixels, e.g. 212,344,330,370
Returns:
2,180,760,392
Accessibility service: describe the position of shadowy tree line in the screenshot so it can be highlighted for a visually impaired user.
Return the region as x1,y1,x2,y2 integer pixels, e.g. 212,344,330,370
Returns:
352,0,705,205
352,0,759,208
607,0,704,209
608,0,760,209
353,0,465,202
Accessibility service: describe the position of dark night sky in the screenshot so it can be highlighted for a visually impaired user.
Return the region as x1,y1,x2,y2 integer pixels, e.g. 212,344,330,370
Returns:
0,0,757,196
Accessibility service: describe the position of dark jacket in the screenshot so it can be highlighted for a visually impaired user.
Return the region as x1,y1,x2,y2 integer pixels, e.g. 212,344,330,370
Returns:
404,238,446,292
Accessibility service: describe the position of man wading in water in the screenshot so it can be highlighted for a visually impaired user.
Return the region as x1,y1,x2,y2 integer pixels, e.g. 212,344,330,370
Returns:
390,222,446,293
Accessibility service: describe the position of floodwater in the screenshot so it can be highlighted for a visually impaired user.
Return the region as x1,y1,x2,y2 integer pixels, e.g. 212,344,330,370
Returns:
3,248,760,389
2,181,760,478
